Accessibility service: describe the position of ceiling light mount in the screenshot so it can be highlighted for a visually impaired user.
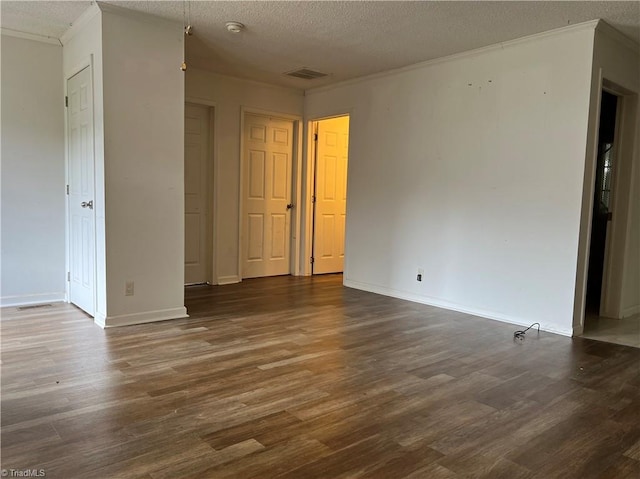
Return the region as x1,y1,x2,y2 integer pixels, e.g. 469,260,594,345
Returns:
226,21,245,34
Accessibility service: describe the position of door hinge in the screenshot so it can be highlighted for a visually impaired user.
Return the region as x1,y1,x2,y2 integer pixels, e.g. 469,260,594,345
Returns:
65,96,68,108
311,195,316,203
67,272,71,282
310,257,315,264
66,184,69,195
314,133,318,141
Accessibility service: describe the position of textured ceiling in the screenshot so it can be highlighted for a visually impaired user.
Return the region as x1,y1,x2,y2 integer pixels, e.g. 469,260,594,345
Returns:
1,1,92,40
2,1,639,89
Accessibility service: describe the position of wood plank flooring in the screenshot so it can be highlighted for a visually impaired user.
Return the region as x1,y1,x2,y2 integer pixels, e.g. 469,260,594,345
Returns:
1,274,639,478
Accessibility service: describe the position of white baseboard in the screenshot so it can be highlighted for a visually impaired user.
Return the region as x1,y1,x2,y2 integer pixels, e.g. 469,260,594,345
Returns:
622,304,640,318
95,307,189,328
217,275,241,285
94,311,107,327
343,278,573,337
0,292,66,308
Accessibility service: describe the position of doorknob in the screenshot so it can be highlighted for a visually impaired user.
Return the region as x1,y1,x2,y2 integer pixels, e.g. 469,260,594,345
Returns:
81,200,93,209
286,203,294,210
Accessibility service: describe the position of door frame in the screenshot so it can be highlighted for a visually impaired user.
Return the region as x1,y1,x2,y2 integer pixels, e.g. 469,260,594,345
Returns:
302,113,351,276
185,97,217,284
573,72,638,334
238,107,303,280
64,55,97,316
597,84,624,317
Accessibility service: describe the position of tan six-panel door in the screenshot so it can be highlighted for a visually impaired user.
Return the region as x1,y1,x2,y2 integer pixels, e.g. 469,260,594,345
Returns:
242,114,294,278
313,116,349,274
184,103,210,284
68,66,95,315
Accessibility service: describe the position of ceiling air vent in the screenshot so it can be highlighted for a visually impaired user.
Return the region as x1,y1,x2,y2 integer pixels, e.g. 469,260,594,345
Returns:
284,68,328,80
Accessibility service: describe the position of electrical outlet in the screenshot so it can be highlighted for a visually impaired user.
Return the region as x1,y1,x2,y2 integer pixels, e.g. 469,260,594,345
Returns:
417,268,424,282
125,281,134,296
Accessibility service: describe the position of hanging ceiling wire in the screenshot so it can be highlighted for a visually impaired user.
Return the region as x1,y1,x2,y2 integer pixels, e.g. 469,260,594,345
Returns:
181,0,192,71
185,0,193,36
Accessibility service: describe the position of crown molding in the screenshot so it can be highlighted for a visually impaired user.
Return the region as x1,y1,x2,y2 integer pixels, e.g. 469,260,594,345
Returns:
595,19,640,55
60,1,183,46
307,19,600,96
1,28,61,46
188,67,304,95
60,3,101,46
96,1,182,29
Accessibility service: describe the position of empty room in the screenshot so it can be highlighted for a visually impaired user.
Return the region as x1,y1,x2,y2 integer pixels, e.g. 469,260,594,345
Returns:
1,1,639,478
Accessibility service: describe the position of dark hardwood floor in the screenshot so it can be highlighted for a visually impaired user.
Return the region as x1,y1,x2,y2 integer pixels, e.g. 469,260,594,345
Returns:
1,274,639,478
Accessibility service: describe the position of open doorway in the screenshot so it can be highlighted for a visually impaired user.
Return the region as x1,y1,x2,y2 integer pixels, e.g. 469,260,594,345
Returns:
585,90,618,317
580,85,640,348
574,70,640,343
311,115,350,274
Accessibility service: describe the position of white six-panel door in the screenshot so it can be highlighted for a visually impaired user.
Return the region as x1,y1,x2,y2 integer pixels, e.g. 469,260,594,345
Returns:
313,116,349,274
242,114,294,278
67,66,96,315
184,103,210,284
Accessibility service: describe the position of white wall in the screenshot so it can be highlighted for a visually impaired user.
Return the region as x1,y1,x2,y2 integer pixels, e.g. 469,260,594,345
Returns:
581,24,640,320
186,69,304,283
1,35,65,306
100,7,186,326
305,24,597,336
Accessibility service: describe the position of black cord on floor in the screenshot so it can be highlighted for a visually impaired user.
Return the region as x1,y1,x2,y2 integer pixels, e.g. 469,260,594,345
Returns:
514,322,540,341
